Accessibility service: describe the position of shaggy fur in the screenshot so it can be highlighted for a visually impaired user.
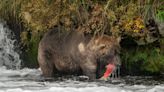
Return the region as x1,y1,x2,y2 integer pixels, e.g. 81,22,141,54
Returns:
38,27,120,79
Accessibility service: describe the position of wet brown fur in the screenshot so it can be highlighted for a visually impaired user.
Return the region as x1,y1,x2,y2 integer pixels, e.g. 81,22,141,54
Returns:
38,27,120,79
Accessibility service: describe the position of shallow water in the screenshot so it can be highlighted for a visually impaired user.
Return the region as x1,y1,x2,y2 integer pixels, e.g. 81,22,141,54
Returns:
0,67,164,92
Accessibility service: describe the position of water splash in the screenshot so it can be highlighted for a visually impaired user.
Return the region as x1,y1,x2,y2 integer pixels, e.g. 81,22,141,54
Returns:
0,21,21,69
110,65,120,79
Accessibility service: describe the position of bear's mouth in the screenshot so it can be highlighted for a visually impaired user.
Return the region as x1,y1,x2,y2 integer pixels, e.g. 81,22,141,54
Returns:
97,57,116,79
101,63,116,78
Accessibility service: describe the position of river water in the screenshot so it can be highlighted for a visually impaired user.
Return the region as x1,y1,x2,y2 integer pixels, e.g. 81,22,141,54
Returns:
0,21,164,92
0,67,164,92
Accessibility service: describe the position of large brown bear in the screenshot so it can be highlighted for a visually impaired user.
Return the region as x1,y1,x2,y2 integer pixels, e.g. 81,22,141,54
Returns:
38,27,120,79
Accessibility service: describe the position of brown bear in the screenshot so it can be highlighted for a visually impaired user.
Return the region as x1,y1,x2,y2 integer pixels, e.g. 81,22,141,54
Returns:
38,27,120,80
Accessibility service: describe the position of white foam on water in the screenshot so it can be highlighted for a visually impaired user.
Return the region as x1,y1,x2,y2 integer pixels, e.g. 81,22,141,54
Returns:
0,21,21,69
148,85,164,92
0,85,164,92
0,86,130,92
0,67,163,92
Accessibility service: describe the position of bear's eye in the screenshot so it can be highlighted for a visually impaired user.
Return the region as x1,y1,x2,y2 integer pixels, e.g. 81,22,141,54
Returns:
99,44,106,49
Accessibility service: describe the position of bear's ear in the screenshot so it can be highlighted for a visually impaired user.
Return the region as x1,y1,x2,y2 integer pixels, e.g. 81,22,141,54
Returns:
116,36,121,43
95,39,99,44
78,42,85,53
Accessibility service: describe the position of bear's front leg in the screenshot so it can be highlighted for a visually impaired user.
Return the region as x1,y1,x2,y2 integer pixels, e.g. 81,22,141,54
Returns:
80,60,97,80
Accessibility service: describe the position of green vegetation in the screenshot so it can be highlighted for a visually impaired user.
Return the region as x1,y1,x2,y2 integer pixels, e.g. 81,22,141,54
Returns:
121,42,164,75
22,34,41,68
0,0,163,74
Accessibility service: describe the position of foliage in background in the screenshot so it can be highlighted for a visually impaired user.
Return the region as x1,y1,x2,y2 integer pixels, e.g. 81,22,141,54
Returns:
21,35,40,68
0,0,163,45
121,43,164,75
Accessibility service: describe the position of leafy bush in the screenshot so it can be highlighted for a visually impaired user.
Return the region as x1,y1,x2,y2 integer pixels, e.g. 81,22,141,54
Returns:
121,43,164,75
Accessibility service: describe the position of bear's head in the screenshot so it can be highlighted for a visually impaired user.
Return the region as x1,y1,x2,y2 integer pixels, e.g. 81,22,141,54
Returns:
87,35,121,65
78,34,121,65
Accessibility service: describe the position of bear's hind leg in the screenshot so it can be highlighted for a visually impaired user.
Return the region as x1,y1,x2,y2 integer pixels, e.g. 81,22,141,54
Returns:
38,49,55,78
39,59,55,78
